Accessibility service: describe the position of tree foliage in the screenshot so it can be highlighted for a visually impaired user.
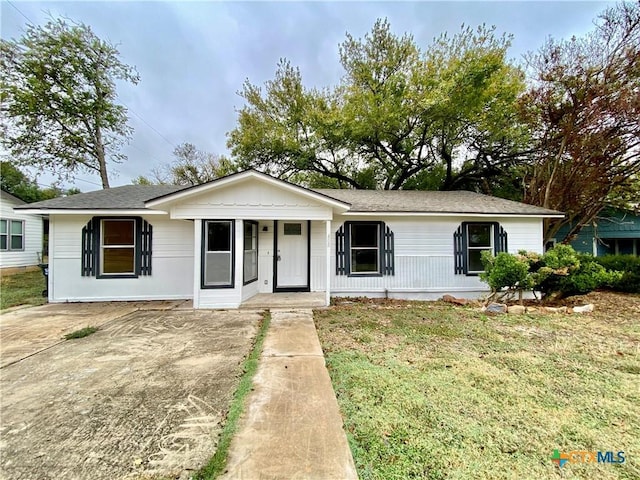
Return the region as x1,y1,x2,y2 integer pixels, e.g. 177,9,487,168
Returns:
139,143,234,185
521,1,640,242
228,19,527,190
0,161,80,202
0,18,139,189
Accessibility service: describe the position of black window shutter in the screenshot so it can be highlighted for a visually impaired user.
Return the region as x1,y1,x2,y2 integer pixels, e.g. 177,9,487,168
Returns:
383,224,394,276
336,225,346,275
139,219,153,276
454,224,465,274
496,225,508,253
81,219,96,276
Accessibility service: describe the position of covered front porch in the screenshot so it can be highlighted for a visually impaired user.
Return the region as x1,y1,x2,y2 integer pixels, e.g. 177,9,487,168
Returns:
143,170,350,309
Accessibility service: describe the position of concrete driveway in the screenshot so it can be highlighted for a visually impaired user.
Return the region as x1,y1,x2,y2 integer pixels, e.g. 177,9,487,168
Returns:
0,302,260,480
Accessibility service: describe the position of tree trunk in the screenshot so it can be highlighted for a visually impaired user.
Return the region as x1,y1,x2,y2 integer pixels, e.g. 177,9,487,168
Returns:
95,127,110,189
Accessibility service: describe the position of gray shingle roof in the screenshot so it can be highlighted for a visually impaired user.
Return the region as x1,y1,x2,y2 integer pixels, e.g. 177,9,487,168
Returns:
314,189,562,215
15,182,561,216
1,189,26,205
14,185,187,210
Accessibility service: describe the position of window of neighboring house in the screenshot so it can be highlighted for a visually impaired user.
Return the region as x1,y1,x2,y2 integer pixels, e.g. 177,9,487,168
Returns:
243,221,258,284
349,222,381,275
100,219,135,275
454,222,507,275
203,220,234,288
545,238,557,252
0,219,24,251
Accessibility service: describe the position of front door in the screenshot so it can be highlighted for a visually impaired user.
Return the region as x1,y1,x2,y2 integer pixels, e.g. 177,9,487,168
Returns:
274,220,309,291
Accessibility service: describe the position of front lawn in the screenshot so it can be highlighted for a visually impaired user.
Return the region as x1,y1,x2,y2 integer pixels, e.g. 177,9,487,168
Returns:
315,293,640,480
0,269,47,310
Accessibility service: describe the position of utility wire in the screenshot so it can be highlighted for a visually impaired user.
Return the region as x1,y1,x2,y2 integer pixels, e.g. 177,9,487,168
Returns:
5,0,34,25
127,107,177,150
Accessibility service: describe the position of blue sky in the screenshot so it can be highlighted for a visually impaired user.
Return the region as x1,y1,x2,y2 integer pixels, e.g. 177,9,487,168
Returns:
1,1,613,191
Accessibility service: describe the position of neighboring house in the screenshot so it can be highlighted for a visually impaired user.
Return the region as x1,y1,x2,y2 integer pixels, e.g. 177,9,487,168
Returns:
0,189,44,270
16,170,562,308
554,208,640,256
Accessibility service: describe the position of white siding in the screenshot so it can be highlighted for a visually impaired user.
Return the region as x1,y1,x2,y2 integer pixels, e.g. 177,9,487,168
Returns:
329,215,544,298
48,214,193,303
169,180,334,220
310,220,327,291
0,196,43,268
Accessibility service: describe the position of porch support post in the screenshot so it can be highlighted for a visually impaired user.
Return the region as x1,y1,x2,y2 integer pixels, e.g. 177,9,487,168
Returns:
325,220,331,306
193,219,202,308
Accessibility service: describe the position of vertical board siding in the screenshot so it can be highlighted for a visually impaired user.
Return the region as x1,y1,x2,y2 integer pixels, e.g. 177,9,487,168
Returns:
310,220,327,291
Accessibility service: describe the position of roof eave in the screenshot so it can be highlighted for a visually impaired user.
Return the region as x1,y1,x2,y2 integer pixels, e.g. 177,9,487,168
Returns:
342,211,564,218
14,208,168,215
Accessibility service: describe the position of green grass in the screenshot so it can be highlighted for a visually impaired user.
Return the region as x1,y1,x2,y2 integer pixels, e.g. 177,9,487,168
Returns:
64,326,98,340
0,269,47,310
195,311,271,479
315,296,640,480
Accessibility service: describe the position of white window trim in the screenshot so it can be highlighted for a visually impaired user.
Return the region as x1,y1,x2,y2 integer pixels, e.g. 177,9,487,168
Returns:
203,220,234,287
243,221,258,284
100,219,136,276
0,218,25,251
466,223,494,274
349,223,381,275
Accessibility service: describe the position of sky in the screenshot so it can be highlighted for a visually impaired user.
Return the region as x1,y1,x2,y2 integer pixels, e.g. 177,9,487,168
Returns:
1,0,614,191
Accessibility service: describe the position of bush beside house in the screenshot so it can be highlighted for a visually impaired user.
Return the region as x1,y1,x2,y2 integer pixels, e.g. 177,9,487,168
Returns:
480,245,633,301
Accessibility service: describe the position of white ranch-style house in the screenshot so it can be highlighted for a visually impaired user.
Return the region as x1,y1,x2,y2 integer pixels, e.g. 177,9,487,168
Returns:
16,170,563,308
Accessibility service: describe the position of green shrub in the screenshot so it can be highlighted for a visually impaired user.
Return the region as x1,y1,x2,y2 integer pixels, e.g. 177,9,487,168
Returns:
479,245,626,300
480,251,532,299
594,254,640,293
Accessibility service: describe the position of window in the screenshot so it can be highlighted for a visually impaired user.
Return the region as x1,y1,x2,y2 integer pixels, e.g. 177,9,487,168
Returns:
81,217,153,278
244,221,258,284
0,219,24,251
101,219,136,275
454,222,508,275
335,221,394,276
283,223,302,235
466,224,493,273
350,223,380,274
203,220,234,288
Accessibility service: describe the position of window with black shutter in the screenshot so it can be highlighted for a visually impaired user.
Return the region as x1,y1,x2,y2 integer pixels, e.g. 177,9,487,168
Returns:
81,217,153,278
335,221,394,276
453,222,508,275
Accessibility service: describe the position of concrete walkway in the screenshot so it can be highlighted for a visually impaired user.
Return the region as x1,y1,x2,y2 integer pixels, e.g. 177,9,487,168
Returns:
221,309,358,480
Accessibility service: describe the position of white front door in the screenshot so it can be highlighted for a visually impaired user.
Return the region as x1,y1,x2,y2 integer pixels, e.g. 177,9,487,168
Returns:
275,221,308,290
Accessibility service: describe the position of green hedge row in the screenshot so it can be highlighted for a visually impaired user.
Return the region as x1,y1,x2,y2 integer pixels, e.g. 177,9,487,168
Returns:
594,254,640,293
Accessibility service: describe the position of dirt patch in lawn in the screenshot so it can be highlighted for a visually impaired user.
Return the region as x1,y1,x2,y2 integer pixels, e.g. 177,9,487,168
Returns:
0,309,260,480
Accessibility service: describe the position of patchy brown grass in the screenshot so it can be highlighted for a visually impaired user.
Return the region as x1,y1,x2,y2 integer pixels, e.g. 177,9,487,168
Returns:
316,292,640,480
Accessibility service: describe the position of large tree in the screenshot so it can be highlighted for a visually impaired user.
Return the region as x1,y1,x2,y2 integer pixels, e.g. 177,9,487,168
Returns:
0,19,139,189
228,19,527,190
521,1,640,242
